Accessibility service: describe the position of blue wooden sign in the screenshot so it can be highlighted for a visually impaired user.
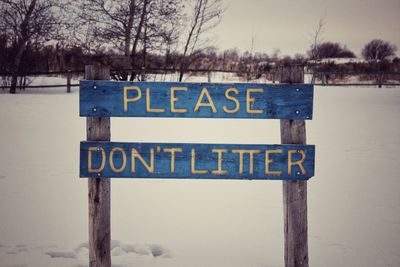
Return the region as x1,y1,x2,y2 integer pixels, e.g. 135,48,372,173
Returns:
80,142,315,180
80,81,313,120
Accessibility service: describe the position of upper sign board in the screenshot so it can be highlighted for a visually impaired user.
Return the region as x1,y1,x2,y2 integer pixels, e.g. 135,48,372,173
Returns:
80,81,313,119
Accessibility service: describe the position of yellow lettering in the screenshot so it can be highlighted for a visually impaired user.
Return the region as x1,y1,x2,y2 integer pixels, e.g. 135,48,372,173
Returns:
131,148,154,173
88,147,106,173
288,150,306,175
232,149,261,174
194,87,217,113
223,88,240,113
123,86,142,112
265,149,283,175
211,149,228,175
191,149,208,174
109,147,127,173
163,148,183,173
246,88,264,114
170,87,188,113
146,88,165,113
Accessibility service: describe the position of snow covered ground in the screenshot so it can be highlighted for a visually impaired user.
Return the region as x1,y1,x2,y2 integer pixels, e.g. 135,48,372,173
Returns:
0,78,400,267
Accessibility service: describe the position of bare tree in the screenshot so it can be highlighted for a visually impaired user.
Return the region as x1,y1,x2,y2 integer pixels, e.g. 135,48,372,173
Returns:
178,0,224,81
133,0,182,80
75,0,182,80
220,48,239,70
249,32,255,57
307,14,326,84
362,39,397,61
76,0,144,79
308,15,326,61
271,48,281,62
0,0,64,93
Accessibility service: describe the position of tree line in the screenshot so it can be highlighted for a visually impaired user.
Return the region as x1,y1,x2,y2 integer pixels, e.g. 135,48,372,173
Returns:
0,0,399,93
1,0,224,93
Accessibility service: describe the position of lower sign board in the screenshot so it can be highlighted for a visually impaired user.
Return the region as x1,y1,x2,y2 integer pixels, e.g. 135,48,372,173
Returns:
80,142,315,180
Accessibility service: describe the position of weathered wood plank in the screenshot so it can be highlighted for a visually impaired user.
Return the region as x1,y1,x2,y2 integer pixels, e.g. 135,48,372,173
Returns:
86,65,111,267
280,65,309,267
279,65,304,84
80,142,315,180
281,120,308,267
80,81,314,120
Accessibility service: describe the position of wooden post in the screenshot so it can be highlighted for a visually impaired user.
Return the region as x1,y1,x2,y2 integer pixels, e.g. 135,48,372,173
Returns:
280,65,308,267
207,71,212,82
67,70,71,93
378,72,383,88
85,65,111,267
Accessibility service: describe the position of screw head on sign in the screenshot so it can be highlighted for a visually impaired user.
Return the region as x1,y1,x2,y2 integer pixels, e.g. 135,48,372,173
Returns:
295,110,300,115
296,171,301,175
296,88,300,92
97,173,101,177
93,107,97,112
93,85,97,89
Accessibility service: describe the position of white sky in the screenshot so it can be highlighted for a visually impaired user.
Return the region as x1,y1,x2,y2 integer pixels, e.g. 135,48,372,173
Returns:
209,0,400,56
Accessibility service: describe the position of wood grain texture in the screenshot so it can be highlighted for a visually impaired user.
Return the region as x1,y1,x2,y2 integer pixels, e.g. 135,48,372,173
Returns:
80,81,314,120
80,142,315,180
281,66,309,267
279,65,304,84
86,65,111,267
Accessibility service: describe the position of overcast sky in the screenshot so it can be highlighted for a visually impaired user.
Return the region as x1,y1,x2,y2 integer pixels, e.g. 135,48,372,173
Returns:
209,0,400,57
